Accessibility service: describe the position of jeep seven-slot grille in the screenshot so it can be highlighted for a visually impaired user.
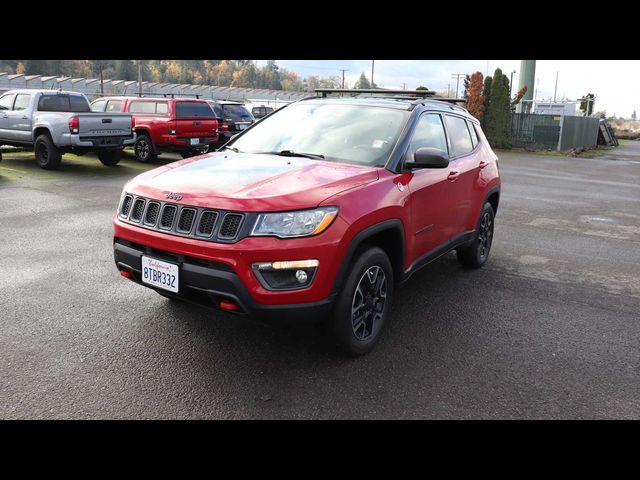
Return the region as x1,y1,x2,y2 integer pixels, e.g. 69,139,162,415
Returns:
219,214,243,239
144,202,160,225
120,195,133,217
130,198,145,222
119,194,246,243
197,211,218,236
160,205,177,229
177,208,196,233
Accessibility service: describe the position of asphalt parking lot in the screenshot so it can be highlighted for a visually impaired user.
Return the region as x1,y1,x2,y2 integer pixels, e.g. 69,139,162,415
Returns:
1,144,639,419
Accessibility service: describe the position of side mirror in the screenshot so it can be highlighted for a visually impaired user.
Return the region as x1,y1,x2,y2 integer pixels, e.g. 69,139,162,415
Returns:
404,147,449,169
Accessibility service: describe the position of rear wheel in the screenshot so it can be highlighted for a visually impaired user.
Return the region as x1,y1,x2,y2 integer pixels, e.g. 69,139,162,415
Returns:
457,202,495,269
34,134,62,170
97,149,122,166
331,246,394,356
134,134,156,163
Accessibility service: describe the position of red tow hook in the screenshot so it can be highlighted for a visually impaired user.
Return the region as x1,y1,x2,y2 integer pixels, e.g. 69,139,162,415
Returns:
220,299,239,311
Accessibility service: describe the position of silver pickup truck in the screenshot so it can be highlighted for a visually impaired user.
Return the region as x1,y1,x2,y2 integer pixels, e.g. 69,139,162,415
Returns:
0,89,135,169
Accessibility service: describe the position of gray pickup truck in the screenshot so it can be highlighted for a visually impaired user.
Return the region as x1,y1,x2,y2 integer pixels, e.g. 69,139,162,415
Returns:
0,89,135,169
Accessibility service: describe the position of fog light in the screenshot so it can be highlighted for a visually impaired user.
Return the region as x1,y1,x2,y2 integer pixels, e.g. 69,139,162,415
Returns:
252,259,319,291
295,270,308,284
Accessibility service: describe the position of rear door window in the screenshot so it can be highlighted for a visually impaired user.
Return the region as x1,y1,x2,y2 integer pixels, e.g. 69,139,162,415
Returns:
444,115,474,157
175,102,215,118
467,120,479,148
13,94,31,110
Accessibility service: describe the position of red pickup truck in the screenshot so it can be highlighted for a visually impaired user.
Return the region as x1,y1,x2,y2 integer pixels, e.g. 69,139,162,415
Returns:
91,97,218,162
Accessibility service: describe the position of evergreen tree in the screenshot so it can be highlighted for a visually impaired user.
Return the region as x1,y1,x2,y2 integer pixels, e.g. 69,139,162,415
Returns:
632,110,637,120
354,72,371,89
485,68,511,149
481,75,492,130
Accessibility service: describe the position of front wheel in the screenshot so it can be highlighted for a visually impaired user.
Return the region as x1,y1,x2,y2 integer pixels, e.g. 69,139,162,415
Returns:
457,202,495,269
97,150,122,166
331,246,394,356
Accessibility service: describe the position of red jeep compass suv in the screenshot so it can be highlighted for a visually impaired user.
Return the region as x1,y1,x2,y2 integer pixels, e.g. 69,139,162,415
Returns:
91,96,218,162
113,89,501,355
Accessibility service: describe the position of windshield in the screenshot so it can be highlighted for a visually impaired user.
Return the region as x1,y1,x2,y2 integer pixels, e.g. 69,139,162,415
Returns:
231,102,408,166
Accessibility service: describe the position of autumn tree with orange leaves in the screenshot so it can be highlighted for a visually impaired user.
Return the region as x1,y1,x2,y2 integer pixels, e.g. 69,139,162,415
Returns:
466,71,485,120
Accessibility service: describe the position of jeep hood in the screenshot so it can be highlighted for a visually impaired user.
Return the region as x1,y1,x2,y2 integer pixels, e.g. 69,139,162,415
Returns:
126,151,380,211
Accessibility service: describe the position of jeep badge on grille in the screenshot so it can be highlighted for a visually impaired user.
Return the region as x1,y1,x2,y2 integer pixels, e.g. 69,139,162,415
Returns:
165,192,183,201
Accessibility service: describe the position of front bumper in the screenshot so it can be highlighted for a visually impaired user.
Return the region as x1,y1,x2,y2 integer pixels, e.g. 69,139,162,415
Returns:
114,238,335,323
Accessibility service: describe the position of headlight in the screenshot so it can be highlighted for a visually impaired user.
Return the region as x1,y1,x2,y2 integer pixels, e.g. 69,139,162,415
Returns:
251,207,338,238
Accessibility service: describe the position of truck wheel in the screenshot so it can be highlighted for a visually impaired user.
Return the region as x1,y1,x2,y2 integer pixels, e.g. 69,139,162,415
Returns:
97,150,122,166
331,246,394,356
34,134,62,170
134,134,156,163
457,202,495,269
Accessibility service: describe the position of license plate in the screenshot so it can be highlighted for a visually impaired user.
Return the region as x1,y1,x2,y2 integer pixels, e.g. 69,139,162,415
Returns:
190,138,200,145
237,124,247,130
141,256,179,293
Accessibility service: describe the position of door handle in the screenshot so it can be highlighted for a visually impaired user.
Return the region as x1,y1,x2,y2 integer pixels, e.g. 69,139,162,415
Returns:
22,115,28,120
448,170,460,181
479,160,489,168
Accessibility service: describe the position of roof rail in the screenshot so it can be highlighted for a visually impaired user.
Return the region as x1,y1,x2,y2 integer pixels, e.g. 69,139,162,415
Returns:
421,97,467,104
315,88,437,98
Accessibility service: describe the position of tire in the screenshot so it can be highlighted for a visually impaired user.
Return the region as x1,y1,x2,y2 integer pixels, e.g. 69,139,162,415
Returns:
331,246,394,356
134,134,156,163
457,202,495,269
34,134,62,170
97,149,122,166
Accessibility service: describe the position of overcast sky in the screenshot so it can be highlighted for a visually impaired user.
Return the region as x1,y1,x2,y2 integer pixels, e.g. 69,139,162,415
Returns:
258,60,639,118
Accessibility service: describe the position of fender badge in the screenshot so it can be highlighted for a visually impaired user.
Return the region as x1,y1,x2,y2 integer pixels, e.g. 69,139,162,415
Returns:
165,192,183,201
397,183,405,192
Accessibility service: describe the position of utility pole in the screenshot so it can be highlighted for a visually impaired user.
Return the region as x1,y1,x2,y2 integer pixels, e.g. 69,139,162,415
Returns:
371,60,375,88
553,71,558,103
401,83,406,90
137,60,143,97
509,70,516,98
339,69,348,89
451,73,466,98
99,61,104,95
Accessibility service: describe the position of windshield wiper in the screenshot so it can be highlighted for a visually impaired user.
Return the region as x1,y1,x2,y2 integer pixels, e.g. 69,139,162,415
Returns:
222,146,242,153
261,150,325,160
